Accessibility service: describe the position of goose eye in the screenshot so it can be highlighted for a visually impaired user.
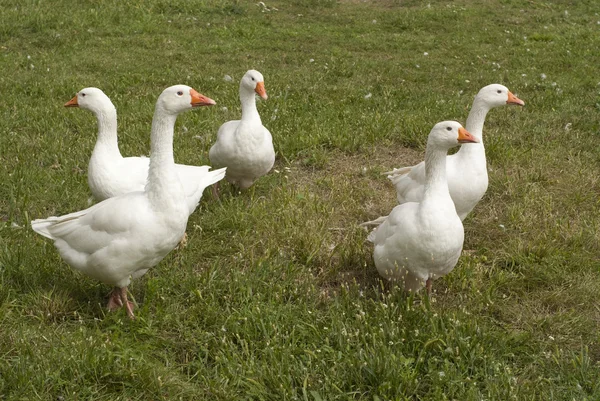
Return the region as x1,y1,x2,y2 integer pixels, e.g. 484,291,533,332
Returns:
251,77,255,81
81,93,86,97
497,90,502,94
446,127,452,131
177,91,183,96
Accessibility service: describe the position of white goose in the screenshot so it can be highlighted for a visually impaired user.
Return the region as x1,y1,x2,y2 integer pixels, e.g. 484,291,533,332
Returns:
366,85,524,226
32,86,223,318
370,121,479,293
65,87,223,215
209,70,275,192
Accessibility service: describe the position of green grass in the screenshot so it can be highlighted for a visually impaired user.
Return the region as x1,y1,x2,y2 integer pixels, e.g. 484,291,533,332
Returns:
1,0,600,399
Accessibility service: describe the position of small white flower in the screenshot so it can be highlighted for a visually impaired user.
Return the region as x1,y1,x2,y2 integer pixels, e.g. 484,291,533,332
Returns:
521,74,527,77
27,55,31,59
223,74,233,82
465,79,470,83
564,123,572,131
364,93,372,99
415,64,420,68
423,52,429,56
309,58,314,63
540,73,547,80
274,169,280,174
372,19,377,24
221,106,228,112
499,224,505,230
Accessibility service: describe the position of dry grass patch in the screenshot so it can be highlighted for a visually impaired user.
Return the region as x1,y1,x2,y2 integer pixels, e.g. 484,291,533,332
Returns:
287,142,422,222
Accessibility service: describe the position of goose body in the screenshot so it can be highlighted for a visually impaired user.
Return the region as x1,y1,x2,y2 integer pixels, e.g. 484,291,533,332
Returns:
66,88,223,214
372,85,524,224
209,70,275,190
32,86,220,318
370,122,479,292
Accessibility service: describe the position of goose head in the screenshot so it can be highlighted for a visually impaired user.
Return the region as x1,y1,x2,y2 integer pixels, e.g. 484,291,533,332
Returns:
240,69,268,100
65,87,114,113
477,84,524,108
156,85,216,114
428,121,479,150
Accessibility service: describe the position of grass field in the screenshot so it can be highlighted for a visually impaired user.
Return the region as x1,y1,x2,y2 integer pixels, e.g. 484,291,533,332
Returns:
1,0,599,399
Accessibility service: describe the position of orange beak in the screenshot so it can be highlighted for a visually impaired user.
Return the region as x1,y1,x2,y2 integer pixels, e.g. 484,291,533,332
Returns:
457,127,479,144
255,81,268,100
190,89,216,107
507,91,525,106
64,95,79,108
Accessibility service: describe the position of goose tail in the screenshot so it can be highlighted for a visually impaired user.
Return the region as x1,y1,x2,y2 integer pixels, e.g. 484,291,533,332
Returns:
201,167,227,191
359,215,388,228
31,217,59,239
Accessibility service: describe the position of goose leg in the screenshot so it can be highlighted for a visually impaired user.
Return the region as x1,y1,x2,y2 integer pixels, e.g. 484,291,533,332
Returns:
107,287,123,311
177,232,188,249
119,287,135,319
211,181,221,200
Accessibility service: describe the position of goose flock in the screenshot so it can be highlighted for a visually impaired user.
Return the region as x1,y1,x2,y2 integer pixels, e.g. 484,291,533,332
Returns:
31,71,524,318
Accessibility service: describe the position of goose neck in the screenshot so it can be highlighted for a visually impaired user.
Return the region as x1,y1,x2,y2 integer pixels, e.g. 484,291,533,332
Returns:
145,108,180,200
92,106,121,159
423,145,450,200
457,98,489,159
240,88,261,123
465,97,491,141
